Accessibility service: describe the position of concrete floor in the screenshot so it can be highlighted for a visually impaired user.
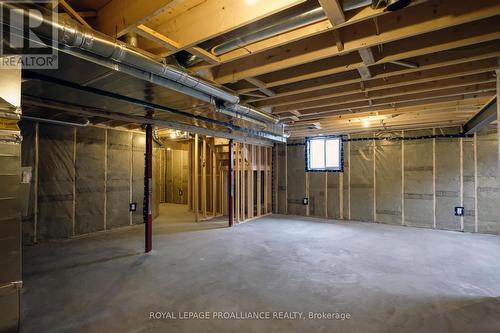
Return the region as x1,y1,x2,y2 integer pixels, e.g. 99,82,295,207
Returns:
21,206,500,332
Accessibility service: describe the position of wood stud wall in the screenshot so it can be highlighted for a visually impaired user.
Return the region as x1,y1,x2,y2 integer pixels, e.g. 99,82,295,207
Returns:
276,127,500,234
187,136,272,223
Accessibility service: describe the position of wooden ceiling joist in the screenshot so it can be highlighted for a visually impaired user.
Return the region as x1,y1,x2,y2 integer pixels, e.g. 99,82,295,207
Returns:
273,74,496,113
244,78,276,97
134,24,221,64
245,43,500,102
81,0,500,135
214,0,500,84
59,0,91,28
253,59,498,108
242,19,500,90
96,0,177,37
215,0,428,64
294,86,496,118
295,93,494,121
297,99,489,125
150,0,306,49
318,0,345,25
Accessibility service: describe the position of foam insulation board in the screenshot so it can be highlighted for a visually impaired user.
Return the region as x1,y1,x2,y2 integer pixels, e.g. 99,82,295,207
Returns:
132,133,145,225
309,173,326,217
476,125,499,234
375,134,402,225
287,142,307,216
404,129,434,228
350,136,374,222
106,130,131,229
37,124,73,240
75,127,105,234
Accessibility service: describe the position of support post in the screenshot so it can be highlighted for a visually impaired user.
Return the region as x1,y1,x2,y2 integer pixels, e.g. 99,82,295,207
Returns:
144,123,153,253
228,140,234,227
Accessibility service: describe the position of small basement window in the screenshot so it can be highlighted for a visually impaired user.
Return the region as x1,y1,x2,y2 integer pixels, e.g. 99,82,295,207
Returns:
306,136,343,172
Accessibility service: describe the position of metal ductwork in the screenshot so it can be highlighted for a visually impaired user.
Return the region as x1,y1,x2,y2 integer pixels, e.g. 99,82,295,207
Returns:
343,0,373,11
207,0,372,58
3,3,280,127
221,103,280,125
372,0,412,11
21,115,90,127
212,7,327,56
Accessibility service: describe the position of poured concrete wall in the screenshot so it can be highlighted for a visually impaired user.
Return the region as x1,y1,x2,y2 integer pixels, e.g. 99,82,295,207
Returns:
278,126,499,235
20,122,159,244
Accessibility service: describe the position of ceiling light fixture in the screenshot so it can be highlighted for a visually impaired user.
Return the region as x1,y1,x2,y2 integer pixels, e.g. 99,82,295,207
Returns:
245,0,257,5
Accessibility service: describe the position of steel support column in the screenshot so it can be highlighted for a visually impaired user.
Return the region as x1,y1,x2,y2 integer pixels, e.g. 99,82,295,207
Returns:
228,140,234,227
144,123,153,253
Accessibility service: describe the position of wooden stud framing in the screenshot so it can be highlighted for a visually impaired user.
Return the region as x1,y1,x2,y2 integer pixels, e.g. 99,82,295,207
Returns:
241,143,246,220
263,147,268,214
194,134,199,222
212,139,217,217
256,146,262,216
202,138,207,218
268,147,273,214
235,142,240,222
249,145,255,219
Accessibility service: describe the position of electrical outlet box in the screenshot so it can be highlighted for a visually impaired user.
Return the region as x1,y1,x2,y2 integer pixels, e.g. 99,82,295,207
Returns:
129,202,137,212
454,207,464,216
303,198,309,205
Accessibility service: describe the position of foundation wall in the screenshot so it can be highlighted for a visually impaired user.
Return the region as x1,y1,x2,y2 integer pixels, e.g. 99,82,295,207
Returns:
20,121,159,244
278,126,499,235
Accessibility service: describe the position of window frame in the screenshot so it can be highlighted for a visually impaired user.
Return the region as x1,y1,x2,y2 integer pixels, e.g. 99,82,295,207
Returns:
305,136,344,172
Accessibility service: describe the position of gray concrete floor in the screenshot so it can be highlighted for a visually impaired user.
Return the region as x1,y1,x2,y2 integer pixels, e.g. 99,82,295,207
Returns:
21,206,500,333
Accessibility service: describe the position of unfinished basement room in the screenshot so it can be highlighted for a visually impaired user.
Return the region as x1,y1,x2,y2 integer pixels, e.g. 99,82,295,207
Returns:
1,0,499,332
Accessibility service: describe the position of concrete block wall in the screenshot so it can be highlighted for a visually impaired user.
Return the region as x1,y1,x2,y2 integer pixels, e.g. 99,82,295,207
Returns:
20,121,161,244
276,126,500,235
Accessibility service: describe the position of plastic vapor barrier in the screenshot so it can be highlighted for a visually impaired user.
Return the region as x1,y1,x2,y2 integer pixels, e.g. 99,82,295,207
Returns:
19,121,160,243
278,125,500,235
